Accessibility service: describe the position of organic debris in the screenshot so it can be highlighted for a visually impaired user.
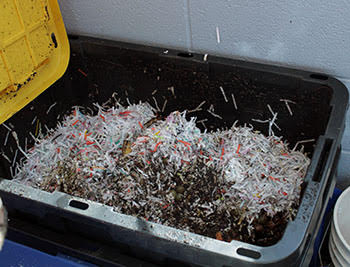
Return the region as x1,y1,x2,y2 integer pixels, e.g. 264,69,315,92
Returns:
14,101,310,245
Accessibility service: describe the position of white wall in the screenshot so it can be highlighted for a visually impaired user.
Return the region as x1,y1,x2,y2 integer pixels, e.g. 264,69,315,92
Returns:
58,0,350,187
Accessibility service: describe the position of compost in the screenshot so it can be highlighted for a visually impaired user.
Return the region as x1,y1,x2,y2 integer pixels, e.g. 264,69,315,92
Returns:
13,101,310,246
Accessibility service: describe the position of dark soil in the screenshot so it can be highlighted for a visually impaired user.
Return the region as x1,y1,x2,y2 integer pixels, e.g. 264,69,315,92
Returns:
39,153,289,247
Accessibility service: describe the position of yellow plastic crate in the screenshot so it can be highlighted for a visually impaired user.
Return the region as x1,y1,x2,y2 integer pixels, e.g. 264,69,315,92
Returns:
0,0,69,124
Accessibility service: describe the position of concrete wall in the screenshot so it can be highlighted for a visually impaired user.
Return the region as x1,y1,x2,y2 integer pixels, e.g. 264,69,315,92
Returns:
58,0,350,187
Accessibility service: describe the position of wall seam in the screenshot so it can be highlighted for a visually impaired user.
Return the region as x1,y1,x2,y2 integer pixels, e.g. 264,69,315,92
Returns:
184,0,193,51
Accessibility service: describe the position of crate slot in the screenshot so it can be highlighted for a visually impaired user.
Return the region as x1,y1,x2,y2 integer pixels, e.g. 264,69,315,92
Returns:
321,146,340,206
68,34,80,40
177,52,193,58
310,73,328,81
69,200,89,210
312,139,333,182
236,247,261,259
303,234,312,258
51,33,58,48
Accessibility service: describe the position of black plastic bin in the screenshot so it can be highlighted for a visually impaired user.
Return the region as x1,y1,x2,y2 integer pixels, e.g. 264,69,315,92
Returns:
0,36,348,266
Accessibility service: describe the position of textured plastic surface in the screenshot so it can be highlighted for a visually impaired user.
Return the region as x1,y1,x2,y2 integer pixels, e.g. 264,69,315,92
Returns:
0,36,348,267
0,0,69,124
